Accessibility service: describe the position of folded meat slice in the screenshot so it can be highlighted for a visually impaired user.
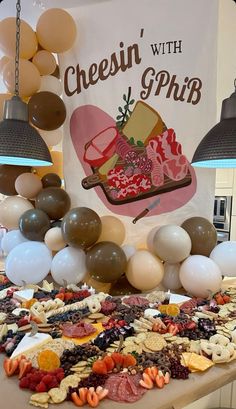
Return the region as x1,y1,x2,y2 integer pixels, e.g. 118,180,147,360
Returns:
84,126,118,167
62,322,96,338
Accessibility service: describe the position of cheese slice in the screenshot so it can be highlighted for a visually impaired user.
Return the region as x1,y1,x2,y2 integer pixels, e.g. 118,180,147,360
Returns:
13,289,34,302
11,333,52,359
98,154,119,178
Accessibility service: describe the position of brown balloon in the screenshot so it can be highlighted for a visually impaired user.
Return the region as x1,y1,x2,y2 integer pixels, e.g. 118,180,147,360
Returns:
35,187,71,220
109,275,140,296
19,208,51,241
86,241,127,283
41,173,62,188
61,207,101,249
28,91,66,131
0,165,31,196
181,216,217,257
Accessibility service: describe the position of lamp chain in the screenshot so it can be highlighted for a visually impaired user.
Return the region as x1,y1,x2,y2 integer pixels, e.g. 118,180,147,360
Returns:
15,0,21,96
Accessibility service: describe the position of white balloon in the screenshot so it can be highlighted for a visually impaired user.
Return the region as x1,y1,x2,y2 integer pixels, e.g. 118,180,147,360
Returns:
121,244,136,261
5,241,52,285
39,75,62,96
210,241,236,277
153,225,191,263
146,226,160,253
162,262,182,291
1,229,29,255
179,255,222,298
39,128,63,147
51,247,87,285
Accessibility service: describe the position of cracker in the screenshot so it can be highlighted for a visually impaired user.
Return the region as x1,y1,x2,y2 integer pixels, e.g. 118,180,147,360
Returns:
72,361,87,368
30,393,50,404
60,374,80,391
88,313,104,319
48,388,67,404
144,337,165,352
136,333,147,341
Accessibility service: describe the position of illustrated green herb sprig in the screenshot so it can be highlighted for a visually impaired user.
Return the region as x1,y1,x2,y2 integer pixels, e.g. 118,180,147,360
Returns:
116,86,135,130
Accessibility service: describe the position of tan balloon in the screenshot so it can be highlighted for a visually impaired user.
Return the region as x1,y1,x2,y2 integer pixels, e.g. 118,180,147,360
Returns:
0,93,11,121
0,196,33,230
15,172,43,199
3,59,41,98
0,56,10,75
98,216,126,245
32,50,57,75
0,17,38,59
44,227,66,251
36,8,77,53
153,225,191,263
126,250,164,291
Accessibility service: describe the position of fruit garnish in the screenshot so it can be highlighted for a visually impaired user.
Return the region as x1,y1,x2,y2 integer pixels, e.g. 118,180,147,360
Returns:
18,358,32,379
37,350,60,372
155,374,165,388
3,357,19,377
158,305,168,314
87,390,99,408
122,354,137,368
139,373,154,389
71,391,84,407
92,360,108,375
166,304,180,317
103,355,115,372
110,352,124,367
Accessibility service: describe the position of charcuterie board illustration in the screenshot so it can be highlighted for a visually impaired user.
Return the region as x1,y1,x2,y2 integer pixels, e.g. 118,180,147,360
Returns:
81,90,192,206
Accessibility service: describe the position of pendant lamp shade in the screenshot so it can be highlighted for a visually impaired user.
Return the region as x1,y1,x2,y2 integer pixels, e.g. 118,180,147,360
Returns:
192,85,236,168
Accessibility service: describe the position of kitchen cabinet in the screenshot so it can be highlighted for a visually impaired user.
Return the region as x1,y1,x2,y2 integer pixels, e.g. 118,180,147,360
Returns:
215,169,234,195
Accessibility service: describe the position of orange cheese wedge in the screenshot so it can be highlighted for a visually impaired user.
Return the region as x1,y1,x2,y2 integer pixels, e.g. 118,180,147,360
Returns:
62,323,104,345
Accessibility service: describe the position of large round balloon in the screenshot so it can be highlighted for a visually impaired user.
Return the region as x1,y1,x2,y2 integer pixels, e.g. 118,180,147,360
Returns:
5,241,52,285
51,247,86,285
121,244,136,261
153,225,191,263
162,262,182,291
41,173,62,188
44,227,66,252
15,172,43,199
126,250,164,291
179,255,222,298
3,58,41,98
86,241,127,283
29,91,66,131
19,209,51,241
39,128,63,148
0,196,33,230
210,241,236,277
98,216,126,246
110,275,140,296
35,187,71,220
1,229,28,255
0,56,10,75
0,164,31,196
36,8,77,53
32,50,57,76
146,226,160,253
39,75,62,96
62,207,101,249
181,216,217,257
0,17,37,59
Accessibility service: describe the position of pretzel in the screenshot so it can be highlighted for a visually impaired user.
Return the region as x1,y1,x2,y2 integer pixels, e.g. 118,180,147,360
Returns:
212,345,231,363
87,298,101,313
209,334,230,346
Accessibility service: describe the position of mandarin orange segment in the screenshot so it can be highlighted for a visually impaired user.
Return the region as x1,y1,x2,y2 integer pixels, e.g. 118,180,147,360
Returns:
37,349,60,371
158,305,168,314
166,304,180,317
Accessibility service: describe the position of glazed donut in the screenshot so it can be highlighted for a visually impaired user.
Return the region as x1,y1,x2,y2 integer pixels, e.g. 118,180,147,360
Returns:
209,334,229,346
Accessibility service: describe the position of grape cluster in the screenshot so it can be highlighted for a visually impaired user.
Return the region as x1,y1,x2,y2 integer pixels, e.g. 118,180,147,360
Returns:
169,358,190,379
179,329,214,340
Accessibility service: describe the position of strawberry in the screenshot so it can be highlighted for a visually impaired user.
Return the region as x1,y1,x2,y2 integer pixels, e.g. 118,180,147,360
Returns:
167,323,179,335
123,354,137,368
164,372,170,384
64,292,73,301
103,355,115,372
18,359,32,379
36,381,47,393
96,386,108,401
92,360,107,375
223,294,231,303
79,387,88,404
3,358,19,377
55,293,65,301
71,392,84,407
139,373,154,389
48,376,58,389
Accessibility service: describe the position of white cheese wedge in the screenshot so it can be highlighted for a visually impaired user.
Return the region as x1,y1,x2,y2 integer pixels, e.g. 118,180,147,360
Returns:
144,308,161,318
11,332,52,359
13,288,34,302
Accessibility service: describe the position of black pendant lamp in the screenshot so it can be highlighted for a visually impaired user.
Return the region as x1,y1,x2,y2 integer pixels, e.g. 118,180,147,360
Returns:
0,0,52,167
192,80,236,168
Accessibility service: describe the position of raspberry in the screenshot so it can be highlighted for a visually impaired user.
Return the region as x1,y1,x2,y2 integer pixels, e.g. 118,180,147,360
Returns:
19,377,30,389
42,374,53,385
48,376,58,389
29,382,37,391
55,371,65,382
36,381,47,393
30,373,43,383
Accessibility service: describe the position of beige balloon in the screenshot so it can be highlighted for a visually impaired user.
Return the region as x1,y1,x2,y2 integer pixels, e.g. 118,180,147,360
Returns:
0,17,38,59
0,56,10,75
36,8,77,53
0,93,11,121
44,227,66,251
32,50,57,76
126,250,164,291
3,58,41,98
98,215,126,246
0,196,33,230
153,225,191,263
15,173,43,199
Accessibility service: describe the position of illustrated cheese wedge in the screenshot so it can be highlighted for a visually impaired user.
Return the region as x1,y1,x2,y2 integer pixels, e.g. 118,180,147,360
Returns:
98,153,119,179
11,333,52,359
122,101,164,144
13,289,34,302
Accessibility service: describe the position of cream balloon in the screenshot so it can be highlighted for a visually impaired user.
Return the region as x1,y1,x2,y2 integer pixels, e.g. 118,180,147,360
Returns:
15,172,43,199
122,244,136,261
0,17,37,59
36,8,77,53
32,50,57,76
126,250,164,291
39,128,63,147
44,227,66,252
179,255,222,298
162,262,182,291
98,216,126,246
146,226,160,253
0,196,33,230
0,56,10,75
210,241,236,277
3,59,41,98
153,225,191,263
51,247,87,285
39,75,62,96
